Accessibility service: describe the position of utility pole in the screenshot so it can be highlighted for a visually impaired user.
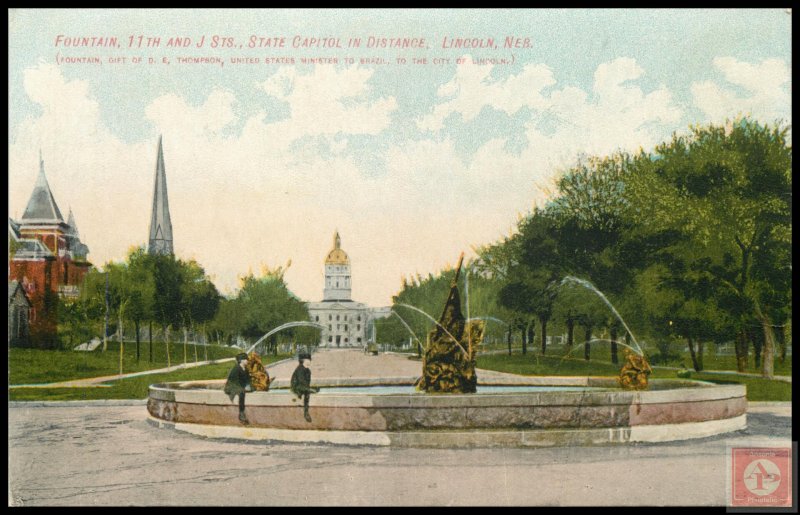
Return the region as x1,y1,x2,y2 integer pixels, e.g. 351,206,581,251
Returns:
103,271,109,352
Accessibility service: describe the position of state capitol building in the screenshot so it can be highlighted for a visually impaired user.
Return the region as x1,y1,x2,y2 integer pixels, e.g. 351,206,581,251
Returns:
307,231,390,348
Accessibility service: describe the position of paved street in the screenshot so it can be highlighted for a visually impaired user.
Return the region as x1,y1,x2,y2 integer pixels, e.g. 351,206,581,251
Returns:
7,349,793,506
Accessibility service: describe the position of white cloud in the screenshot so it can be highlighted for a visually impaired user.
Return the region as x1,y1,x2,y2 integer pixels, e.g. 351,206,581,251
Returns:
418,57,556,131
691,57,791,123
259,64,397,136
417,57,681,157
145,89,237,140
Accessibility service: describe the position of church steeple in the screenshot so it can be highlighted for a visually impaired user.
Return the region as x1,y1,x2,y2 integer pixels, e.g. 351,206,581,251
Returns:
147,136,174,255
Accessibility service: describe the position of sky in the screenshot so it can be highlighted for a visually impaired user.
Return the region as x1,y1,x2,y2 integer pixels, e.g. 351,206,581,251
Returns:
8,9,792,306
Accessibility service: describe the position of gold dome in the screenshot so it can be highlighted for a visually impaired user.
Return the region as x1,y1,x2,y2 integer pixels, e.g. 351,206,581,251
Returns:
325,231,350,265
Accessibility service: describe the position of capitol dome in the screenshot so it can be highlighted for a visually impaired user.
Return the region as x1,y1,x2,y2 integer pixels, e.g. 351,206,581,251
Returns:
325,231,350,265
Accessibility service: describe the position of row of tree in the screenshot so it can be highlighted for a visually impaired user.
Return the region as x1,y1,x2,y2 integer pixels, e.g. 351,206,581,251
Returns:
59,251,317,362
62,248,220,365
209,263,317,354
376,119,791,378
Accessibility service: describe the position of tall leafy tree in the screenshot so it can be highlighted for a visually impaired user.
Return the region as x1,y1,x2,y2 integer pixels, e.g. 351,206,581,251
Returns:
627,119,792,376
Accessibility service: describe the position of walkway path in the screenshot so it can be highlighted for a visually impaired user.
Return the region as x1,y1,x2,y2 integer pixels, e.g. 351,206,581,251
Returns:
8,357,236,389
265,348,526,384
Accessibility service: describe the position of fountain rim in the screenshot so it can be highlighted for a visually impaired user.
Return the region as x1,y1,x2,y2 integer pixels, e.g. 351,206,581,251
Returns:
148,376,745,407
147,376,748,447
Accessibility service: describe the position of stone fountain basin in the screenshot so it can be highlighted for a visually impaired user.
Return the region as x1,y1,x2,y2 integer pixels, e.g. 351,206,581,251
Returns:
147,377,747,447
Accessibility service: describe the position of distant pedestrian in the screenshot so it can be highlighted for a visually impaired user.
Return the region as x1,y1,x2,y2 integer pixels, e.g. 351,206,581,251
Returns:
290,352,319,422
224,353,252,424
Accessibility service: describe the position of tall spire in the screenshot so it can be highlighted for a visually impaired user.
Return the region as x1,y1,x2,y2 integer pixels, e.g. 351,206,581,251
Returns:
334,230,341,249
147,135,174,255
21,150,64,222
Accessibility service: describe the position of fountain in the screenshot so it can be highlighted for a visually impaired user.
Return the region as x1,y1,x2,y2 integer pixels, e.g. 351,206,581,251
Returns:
559,276,652,389
147,261,747,447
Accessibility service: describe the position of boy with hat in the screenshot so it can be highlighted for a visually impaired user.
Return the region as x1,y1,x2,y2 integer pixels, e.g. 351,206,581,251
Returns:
290,352,320,422
224,352,252,424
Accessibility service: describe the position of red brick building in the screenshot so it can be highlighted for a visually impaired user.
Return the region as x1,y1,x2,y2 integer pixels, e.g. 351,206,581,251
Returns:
8,155,91,346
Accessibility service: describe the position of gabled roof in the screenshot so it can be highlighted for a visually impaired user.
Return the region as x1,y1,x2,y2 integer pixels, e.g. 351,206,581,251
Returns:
8,280,32,307
11,237,54,259
9,217,54,259
21,154,64,223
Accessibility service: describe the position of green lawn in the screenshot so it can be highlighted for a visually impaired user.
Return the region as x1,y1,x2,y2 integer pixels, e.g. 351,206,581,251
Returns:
476,353,792,402
9,354,291,401
478,343,792,375
477,353,621,376
9,342,244,385
659,371,792,402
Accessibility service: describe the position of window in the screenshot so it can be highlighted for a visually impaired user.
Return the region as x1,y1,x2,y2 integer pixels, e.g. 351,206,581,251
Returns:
357,315,361,321
315,315,319,322
328,325,332,331
328,336,332,343
345,338,349,343
329,314,332,321
345,315,348,321
336,315,340,321
357,325,360,331
357,337,362,343
336,282,339,287
345,325,348,331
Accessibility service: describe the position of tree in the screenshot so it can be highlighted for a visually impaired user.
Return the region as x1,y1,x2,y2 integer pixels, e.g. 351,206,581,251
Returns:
125,248,155,363
627,118,792,376
514,210,562,356
219,265,310,355
151,255,183,367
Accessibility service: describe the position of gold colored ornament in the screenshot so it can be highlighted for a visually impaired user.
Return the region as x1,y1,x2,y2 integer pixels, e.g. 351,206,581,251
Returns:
619,350,652,390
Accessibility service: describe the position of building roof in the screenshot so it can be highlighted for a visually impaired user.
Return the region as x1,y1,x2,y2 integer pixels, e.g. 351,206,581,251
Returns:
8,218,21,239
9,217,54,259
11,237,54,259
8,280,32,307
307,300,368,310
21,154,65,223
325,231,350,265
66,208,79,237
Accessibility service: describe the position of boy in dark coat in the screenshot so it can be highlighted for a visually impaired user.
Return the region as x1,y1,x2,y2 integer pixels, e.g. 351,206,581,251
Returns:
224,353,252,424
290,352,319,422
